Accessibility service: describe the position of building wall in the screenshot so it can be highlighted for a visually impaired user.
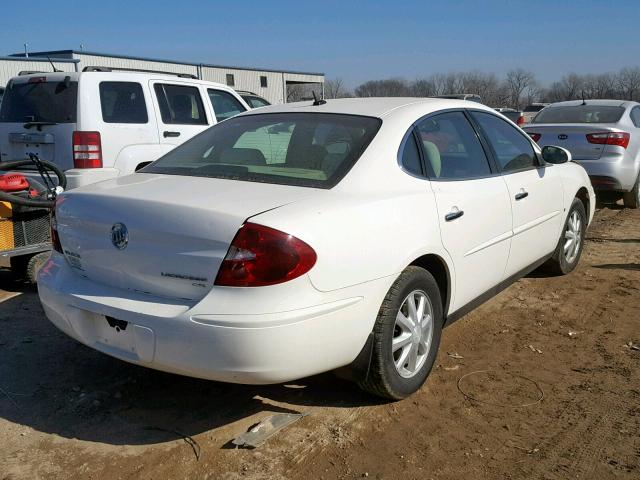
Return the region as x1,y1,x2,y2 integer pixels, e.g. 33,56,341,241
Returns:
0,58,77,87
200,67,286,104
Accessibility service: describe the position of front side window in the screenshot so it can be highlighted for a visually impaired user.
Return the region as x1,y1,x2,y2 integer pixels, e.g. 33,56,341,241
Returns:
207,89,246,122
242,95,271,108
471,111,537,172
99,82,148,123
0,78,78,123
153,83,207,125
143,113,381,189
415,111,491,179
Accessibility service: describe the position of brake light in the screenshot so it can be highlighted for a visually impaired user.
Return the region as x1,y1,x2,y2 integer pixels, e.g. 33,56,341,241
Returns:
0,173,29,192
586,132,630,149
215,223,317,287
528,132,541,142
517,115,525,125
72,131,103,168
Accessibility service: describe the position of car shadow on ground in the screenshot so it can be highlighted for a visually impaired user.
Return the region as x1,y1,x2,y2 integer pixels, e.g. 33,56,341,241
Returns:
0,267,385,447
593,263,640,271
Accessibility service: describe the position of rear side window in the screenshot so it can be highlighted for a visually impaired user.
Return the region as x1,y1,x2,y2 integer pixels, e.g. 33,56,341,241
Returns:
154,84,207,125
472,111,536,172
400,133,423,176
533,105,625,124
0,79,78,123
143,113,381,189
415,111,491,179
207,89,246,122
99,82,148,124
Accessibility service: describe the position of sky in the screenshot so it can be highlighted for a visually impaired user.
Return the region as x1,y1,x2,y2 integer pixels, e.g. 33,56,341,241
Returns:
2,0,639,88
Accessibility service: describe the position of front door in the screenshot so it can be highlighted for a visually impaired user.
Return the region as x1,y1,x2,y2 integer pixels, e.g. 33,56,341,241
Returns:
470,111,563,276
415,111,513,314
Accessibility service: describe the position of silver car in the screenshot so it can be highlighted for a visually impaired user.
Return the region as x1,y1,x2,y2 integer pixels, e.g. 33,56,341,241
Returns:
523,100,640,208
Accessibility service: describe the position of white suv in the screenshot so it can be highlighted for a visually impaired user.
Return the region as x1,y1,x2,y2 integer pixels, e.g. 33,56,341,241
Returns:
0,68,249,189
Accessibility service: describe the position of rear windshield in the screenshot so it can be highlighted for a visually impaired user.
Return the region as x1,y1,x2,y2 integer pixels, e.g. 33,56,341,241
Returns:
142,113,381,188
533,105,625,124
0,79,78,123
524,105,546,112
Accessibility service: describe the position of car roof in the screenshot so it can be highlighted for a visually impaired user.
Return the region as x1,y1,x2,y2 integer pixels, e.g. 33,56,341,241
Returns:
238,97,495,120
547,99,637,108
8,71,231,90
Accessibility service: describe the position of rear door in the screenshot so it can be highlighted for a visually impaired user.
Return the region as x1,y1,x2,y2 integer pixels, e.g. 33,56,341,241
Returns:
149,81,210,154
471,111,563,276
414,111,513,313
0,74,78,170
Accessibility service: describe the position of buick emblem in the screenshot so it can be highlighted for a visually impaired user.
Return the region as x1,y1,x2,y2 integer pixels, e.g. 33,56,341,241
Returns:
558,134,568,140
111,223,129,250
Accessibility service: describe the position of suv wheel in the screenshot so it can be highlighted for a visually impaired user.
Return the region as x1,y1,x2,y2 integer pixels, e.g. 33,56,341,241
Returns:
359,266,443,400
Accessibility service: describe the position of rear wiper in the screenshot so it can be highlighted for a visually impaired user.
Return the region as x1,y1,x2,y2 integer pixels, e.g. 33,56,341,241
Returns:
23,121,58,130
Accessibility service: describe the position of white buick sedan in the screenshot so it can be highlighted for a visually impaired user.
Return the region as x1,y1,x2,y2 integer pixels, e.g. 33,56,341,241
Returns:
39,98,595,399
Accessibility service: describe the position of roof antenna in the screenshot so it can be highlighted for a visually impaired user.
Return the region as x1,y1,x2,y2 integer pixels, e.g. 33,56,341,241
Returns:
312,90,326,106
47,56,62,73
581,90,586,105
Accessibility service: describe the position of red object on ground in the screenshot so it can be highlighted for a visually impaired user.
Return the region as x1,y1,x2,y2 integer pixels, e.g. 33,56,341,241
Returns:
0,173,30,192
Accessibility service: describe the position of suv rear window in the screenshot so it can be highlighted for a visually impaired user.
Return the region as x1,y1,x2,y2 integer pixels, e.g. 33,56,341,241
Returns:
533,105,625,124
0,78,78,123
142,113,381,189
99,81,148,123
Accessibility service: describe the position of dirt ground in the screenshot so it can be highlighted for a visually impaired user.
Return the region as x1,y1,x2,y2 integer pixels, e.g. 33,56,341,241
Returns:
0,205,638,480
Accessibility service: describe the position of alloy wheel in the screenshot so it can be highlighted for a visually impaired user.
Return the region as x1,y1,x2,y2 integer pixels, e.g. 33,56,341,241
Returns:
392,290,434,378
564,210,582,264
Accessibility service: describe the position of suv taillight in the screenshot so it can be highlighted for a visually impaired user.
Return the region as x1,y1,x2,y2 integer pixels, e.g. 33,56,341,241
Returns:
586,132,630,149
72,131,103,168
215,223,317,287
517,115,525,125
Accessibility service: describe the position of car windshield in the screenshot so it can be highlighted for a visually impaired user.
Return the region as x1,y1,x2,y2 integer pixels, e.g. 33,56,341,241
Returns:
142,112,381,188
533,105,625,124
0,79,78,123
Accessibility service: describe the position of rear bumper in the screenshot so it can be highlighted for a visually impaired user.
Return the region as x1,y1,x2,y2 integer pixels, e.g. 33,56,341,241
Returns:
574,158,638,192
37,252,389,384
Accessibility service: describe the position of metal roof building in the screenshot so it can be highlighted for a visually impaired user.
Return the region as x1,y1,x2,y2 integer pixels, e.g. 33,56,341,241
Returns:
2,49,324,104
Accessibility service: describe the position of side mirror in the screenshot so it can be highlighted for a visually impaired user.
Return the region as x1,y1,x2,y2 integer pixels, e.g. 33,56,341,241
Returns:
541,145,571,164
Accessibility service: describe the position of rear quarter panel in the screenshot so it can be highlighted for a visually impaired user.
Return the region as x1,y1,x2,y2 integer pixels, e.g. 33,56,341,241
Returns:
251,182,452,293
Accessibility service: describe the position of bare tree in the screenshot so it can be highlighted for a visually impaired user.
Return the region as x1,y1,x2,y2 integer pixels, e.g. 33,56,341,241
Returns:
505,69,536,109
617,67,640,100
325,78,350,99
355,79,411,97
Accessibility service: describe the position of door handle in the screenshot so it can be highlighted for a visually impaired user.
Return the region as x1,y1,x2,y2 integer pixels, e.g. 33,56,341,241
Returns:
445,209,464,222
163,131,181,138
515,190,529,200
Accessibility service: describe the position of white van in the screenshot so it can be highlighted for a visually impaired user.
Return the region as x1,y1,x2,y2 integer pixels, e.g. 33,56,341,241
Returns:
0,68,249,189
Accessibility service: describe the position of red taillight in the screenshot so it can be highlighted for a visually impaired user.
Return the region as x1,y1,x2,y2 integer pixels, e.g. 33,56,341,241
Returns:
528,132,541,142
72,131,103,168
586,131,630,149
215,223,317,287
517,115,525,125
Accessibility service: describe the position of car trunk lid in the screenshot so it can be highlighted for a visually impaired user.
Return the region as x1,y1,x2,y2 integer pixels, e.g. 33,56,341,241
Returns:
523,124,623,160
56,173,315,301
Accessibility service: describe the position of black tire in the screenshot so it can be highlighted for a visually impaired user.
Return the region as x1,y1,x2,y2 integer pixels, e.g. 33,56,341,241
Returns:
26,252,50,283
359,266,443,400
543,198,587,275
623,174,640,209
